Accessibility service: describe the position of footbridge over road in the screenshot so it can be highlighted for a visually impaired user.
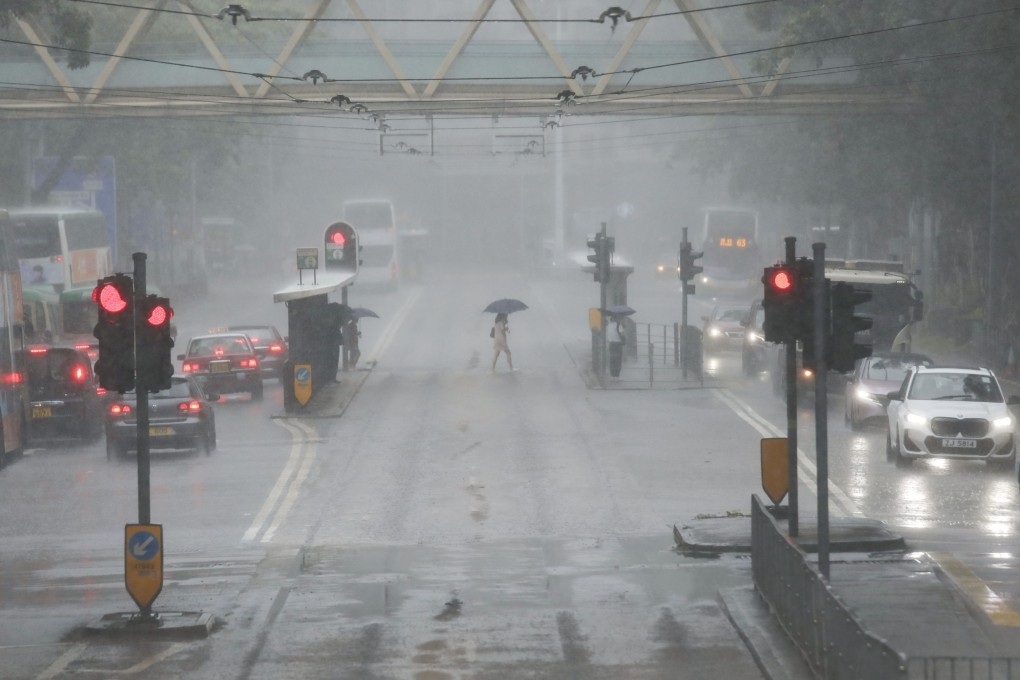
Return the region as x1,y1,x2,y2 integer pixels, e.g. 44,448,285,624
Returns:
0,0,916,122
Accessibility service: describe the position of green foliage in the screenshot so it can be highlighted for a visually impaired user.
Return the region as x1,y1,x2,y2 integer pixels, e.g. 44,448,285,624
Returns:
0,0,92,69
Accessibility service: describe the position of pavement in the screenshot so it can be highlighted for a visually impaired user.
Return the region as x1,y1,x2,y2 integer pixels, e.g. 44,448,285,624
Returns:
677,512,1020,679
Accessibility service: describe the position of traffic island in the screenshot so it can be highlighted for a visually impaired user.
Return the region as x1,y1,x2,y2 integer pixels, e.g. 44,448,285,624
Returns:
673,514,905,555
84,611,215,639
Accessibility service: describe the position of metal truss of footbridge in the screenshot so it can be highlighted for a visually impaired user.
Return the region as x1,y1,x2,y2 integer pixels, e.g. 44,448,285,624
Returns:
0,0,916,122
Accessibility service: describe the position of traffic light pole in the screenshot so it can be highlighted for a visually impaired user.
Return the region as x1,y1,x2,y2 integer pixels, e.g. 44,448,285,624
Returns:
132,253,151,527
681,228,690,379
598,222,608,380
783,237,799,538
812,242,831,580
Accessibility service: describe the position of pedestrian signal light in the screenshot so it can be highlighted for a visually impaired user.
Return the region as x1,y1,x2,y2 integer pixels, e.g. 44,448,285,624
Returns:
324,221,359,274
92,274,135,393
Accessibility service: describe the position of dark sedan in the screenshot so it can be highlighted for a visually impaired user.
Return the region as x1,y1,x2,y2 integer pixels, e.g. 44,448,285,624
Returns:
227,325,288,379
104,376,217,459
23,346,103,443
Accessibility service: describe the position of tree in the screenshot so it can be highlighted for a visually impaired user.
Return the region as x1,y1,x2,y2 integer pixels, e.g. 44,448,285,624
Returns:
0,1,93,69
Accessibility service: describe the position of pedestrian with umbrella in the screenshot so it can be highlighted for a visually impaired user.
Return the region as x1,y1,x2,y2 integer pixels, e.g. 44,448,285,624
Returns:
484,298,527,372
342,307,378,371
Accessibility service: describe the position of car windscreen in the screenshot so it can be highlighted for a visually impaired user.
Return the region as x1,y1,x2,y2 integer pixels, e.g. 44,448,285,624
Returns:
863,357,932,383
25,350,90,394
187,335,252,356
907,372,1003,403
228,327,279,344
123,380,197,400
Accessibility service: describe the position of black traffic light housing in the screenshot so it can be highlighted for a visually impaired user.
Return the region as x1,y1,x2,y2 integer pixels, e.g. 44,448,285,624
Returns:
586,233,613,283
678,242,704,286
136,295,175,392
828,282,873,373
92,274,135,393
761,258,814,346
324,221,360,274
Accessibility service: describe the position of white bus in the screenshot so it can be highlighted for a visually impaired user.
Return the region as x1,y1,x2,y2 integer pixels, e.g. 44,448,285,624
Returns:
10,207,112,290
341,199,399,288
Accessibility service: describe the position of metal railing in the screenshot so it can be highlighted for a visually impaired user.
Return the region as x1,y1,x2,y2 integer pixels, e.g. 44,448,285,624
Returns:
605,322,703,388
751,494,906,679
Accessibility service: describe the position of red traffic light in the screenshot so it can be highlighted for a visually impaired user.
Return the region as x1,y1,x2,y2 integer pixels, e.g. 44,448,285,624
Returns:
328,230,346,246
146,304,171,326
96,283,128,313
768,269,794,292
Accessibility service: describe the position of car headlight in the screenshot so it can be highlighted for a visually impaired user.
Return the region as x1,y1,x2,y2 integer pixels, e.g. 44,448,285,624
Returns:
657,264,665,272
698,275,709,284
855,386,880,404
905,411,928,427
708,327,723,338
746,331,763,344
992,415,1014,430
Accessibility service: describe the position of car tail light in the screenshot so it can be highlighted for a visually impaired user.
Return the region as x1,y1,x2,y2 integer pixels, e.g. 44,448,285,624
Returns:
179,400,202,413
70,365,88,383
96,387,107,396
74,343,92,352
28,346,48,355
268,343,284,354
239,358,258,368
214,347,225,357
182,362,199,373
249,337,260,345
109,403,132,416
0,372,23,385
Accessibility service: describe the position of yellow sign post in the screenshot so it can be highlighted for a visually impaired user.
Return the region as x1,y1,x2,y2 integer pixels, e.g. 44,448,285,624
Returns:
125,524,163,610
760,438,789,505
294,364,312,406
588,307,602,331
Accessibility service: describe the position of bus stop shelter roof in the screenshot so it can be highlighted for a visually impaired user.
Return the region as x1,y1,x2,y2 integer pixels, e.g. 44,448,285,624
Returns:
272,272,356,303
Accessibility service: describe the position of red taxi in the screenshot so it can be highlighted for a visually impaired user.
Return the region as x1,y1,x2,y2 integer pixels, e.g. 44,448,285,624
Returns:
177,333,263,401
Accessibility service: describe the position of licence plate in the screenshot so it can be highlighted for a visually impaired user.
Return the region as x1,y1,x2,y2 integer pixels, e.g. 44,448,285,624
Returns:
942,438,977,449
32,406,52,419
210,361,230,373
149,427,174,436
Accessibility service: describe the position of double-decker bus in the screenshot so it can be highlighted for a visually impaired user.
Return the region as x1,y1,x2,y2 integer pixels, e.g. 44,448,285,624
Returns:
692,207,763,300
0,210,28,465
342,199,399,288
10,207,113,356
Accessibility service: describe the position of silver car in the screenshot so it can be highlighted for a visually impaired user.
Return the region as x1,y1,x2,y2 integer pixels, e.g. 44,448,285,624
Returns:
844,352,933,430
885,366,1020,469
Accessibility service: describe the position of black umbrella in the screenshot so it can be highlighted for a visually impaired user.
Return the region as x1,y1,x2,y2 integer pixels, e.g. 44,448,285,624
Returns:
483,298,529,314
348,307,380,319
605,304,636,317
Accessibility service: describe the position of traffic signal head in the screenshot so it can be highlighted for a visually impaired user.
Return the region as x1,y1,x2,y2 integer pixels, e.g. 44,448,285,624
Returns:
587,234,609,283
761,258,814,345
828,282,873,373
324,221,359,274
137,295,175,392
92,274,135,393
678,244,704,285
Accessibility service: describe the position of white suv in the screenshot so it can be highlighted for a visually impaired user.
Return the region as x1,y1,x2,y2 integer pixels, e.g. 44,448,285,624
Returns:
885,366,1020,469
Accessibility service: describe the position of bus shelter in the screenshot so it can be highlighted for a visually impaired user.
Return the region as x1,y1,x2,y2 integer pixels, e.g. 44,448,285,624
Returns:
273,272,355,413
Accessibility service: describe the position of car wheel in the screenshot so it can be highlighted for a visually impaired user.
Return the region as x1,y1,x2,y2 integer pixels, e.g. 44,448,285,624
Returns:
893,431,912,468
987,450,1016,472
885,430,897,462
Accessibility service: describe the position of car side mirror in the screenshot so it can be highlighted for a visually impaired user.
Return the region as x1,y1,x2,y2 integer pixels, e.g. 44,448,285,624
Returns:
1008,395,1020,406
176,354,185,361
887,390,901,401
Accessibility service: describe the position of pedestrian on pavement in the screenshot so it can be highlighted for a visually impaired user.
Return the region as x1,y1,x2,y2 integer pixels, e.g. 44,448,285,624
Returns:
492,312,513,371
343,316,361,370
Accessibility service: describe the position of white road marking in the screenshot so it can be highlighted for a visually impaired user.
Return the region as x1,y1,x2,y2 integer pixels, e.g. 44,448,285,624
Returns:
34,643,86,679
242,419,313,543
365,287,422,364
262,421,317,543
715,388,862,518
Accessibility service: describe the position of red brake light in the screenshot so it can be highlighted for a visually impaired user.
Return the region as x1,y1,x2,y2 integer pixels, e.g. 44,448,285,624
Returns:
29,346,48,355
74,343,91,351
0,372,23,385
96,387,107,396
268,343,284,353
109,403,132,416
70,365,87,383
214,347,225,357
239,358,258,368
179,400,202,413
182,362,197,373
